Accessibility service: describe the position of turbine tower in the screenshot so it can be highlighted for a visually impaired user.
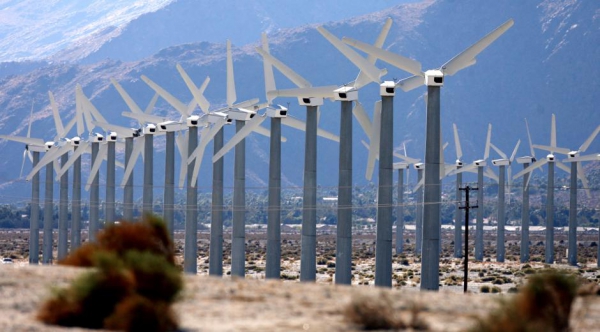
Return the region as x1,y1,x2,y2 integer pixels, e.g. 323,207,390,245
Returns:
490,138,520,263
344,18,514,290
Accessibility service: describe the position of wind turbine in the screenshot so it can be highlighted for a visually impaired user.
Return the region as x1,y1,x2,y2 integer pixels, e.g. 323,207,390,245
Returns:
344,18,514,290
490,137,521,263
259,20,388,283
549,123,599,266
564,152,599,267
452,124,493,262
0,104,45,264
512,114,569,264
512,118,538,263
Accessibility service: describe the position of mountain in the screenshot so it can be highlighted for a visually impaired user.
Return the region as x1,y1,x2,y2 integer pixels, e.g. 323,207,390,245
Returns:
0,0,598,204
0,0,173,62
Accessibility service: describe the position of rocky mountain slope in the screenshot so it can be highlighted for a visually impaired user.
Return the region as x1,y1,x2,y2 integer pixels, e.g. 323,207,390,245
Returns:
0,0,598,203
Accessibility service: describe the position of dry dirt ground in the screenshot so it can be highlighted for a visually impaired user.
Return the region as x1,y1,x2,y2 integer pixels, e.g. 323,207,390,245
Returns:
0,228,599,331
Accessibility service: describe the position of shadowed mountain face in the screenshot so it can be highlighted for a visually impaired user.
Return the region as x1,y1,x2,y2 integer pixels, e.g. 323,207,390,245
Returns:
0,0,598,202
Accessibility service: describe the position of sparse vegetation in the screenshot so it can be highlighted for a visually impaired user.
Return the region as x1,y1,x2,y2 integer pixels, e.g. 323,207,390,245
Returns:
343,292,427,330
37,215,182,332
471,271,579,332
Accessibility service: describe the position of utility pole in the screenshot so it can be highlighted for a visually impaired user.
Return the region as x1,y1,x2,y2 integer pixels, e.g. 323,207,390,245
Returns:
459,185,478,294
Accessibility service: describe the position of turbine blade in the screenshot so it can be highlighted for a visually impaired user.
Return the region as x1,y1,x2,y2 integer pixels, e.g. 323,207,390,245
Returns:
525,118,535,158
490,143,507,160
110,78,144,114
226,40,237,107
532,144,570,155
141,75,187,115
352,101,372,138
27,102,34,138
317,26,386,85
190,120,226,184
513,159,546,179
342,37,422,77
176,64,211,114
555,160,571,174
120,136,144,187
453,123,463,160
365,101,382,181
484,167,499,182
579,124,600,153
20,150,27,178
144,93,159,114
255,47,312,88
551,114,557,150
213,116,267,163
484,123,492,160
510,139,521,162
395,75,424,92
26,146,63,181
49,91,65,139
413,177,424,193
176,131,188,189
55,143,88,180
354,17,393,89
0,135,44,146
576,162,591,198
86,144,107,191
267,86,337,99
441,19,514,76
261,33,277,103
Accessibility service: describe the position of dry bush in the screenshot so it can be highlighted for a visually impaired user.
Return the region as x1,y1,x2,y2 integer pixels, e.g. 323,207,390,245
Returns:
38,215,182,331
60,214,174,267
471,271,578,332
344,292,427,330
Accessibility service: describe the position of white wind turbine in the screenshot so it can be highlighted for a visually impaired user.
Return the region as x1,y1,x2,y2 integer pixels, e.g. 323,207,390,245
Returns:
344,18,514,290
0,103,49,264
489,136,520,263
511,114,569,264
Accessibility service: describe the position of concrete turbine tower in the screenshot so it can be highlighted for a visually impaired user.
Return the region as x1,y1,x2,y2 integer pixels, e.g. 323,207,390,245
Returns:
490,138,521,263
344,18,514,290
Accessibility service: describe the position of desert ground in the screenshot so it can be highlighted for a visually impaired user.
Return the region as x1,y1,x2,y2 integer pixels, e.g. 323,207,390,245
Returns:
0,227,599,331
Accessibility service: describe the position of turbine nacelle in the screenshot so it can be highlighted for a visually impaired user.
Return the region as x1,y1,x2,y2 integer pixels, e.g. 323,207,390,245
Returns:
266,106,288,118
546,154,555,162
158,120,187,132
333,86,358,101
568,151,579,159
393,162,409,170
380,81,395,97
298,97,323,106
474,159,486,167
44,141,56,151
516,156,536,164
143,124,157,135
414,163,424,170
455,160,464,167
425,69,444,86
492,159,510,166
91,133,104,143
227,108,256,121
107,132,118,142
70,137,81,146
207,112,230,124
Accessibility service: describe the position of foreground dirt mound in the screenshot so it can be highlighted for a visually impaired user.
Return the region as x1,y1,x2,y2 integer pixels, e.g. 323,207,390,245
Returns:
0,265,599,331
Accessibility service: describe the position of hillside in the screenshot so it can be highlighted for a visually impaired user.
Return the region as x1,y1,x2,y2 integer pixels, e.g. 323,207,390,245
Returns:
0,0,598,204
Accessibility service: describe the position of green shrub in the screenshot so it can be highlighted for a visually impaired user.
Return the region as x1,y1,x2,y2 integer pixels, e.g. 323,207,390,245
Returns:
37,215,182,331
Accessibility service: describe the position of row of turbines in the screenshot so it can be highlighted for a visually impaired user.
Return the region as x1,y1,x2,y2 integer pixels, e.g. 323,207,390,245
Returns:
2,17,598,290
